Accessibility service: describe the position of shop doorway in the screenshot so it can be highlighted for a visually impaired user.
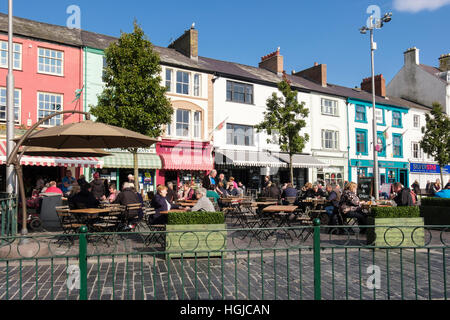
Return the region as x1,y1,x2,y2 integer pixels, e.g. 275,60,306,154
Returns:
400,170,408,187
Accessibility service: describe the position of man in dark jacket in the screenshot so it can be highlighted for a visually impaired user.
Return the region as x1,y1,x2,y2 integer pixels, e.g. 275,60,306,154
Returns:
68,184,99,209
90,172,106,201
113,182,142,229
392,183,414,207
281,183,298,204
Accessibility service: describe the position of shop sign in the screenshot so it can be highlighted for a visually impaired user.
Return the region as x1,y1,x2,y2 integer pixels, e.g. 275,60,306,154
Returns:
410,163,450,174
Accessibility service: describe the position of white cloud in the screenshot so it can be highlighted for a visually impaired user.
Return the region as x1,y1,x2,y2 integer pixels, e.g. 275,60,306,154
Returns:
394,0,450,12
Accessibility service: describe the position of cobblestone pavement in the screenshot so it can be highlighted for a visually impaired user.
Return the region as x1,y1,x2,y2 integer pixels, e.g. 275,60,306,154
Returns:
0,224,448,301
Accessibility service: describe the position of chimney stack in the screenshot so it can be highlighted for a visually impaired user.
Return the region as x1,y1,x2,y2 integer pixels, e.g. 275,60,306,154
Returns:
259,48,284,76
439,53,450,72
293,63,327,87
361,74,386,97
404,47,420,66
168,25,198,61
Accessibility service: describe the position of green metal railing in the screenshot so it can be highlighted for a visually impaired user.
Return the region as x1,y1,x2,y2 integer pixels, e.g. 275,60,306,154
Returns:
0,196,17,238
0,223,448,300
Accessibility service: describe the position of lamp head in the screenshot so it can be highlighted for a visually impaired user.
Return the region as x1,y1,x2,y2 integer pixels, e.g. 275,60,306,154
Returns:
382,12,392,23
359,26,368,34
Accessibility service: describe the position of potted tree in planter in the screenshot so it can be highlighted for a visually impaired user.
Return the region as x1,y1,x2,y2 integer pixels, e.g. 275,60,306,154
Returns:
366,207,424,247
165,211,227,259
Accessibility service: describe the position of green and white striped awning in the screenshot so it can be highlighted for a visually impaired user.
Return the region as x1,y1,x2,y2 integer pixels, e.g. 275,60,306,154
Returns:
102,152,162,169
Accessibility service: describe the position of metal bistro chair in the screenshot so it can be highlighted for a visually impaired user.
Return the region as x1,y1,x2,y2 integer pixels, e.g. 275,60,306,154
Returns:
118,203,143,231
55,206,84,244
144,209,166,248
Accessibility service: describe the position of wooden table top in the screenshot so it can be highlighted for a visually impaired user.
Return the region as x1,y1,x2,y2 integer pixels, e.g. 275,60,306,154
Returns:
70,208,112,215
263,205,298,213
254,201,279,206
177,202,197,207
302,198,328,203
159,209,189,215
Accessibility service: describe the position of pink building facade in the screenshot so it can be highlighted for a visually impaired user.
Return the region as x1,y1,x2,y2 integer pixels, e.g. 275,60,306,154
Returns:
0,34,84,128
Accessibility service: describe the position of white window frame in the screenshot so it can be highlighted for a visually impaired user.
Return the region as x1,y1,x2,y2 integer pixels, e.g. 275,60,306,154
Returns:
175,109,191,137
193,111,201,138
165,68,173,93
194,74,201,97
375,108,384,125
38,47,64,76
321,98,338,116
411,142,423,159
0,87,21,124
413,115,420,128
37,92,63,127
321,129,339,150
176,71,190,95
0,41,22,70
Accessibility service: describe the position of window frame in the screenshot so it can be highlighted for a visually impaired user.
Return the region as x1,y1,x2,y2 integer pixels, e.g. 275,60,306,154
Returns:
37,47,64,76
376,131,386,158
175,109,191,137
321,129,339,150
392,133,403,158
413,115,420,129
355,104,367,123
165,68,173,93
176,70,190,95
193,73,201,97
0,41,22,70
37,92,63,127
193,111,201,138
226,123,255,146
356,128,368,156
0,87,21,124
321,98,338,116
375,108,386,126
226,81,254,105
392,111,403,128
411,142,422,159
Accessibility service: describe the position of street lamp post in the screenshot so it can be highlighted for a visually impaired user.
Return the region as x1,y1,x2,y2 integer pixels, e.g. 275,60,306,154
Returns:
6,0,15,195
359,12,392,201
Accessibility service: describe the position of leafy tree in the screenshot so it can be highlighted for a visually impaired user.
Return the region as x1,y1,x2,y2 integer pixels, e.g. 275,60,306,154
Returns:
420,102,450,186
90,21,173,191
256,78,310,184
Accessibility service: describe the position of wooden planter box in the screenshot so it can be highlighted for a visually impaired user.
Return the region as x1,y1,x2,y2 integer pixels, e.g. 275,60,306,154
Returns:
420,206,450,225
165,224,227,259
367,217,425,247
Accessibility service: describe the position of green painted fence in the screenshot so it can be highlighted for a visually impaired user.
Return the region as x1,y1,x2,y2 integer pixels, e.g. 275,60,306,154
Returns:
0,223,448,301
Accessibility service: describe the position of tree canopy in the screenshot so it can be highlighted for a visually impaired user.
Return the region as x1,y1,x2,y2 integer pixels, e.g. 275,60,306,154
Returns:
90,21,173,138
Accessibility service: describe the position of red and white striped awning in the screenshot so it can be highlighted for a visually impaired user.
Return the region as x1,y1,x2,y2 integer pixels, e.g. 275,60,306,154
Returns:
0,141,104,168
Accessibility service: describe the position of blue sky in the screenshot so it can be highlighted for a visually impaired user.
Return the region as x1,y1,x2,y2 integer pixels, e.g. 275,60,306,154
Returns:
1,0,449,88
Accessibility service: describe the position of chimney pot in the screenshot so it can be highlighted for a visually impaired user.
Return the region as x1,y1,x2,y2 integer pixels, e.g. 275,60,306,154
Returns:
361,74,386,97
293,63,327,87
404,47,420,66
259,48,284,75
439,53,450,72
168,28,198,60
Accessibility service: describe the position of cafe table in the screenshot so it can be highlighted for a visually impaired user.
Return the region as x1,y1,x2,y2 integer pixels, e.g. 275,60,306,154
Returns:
70,208,113,228
263,205,298,226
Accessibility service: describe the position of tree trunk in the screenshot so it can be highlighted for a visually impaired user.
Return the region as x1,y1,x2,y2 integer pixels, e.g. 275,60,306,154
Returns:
133,149,139,192
440,166,444,190
290,153,294,185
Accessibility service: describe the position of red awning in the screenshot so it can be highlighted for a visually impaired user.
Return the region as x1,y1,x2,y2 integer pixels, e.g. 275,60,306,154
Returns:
0,141,103,168
158,140,213,171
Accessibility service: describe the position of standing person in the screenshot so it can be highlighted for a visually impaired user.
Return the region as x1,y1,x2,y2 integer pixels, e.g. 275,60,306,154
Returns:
90,172,106,201
229,177,238,189
392,182,414,207
425,181,432,195
237,182,246,196
216,182,227,197
339,182,367,232
128,174,135,184
61,170,76,195
166,182,178,204
202,170,217,191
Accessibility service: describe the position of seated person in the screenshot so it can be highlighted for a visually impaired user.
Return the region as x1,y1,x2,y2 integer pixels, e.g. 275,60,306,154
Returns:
107,184,120,203
166,182,178,204
311,184,325,198
206,188,220,204
338,182,367,233
68,184,99,209
150,185,179,225
263,182,281,200
391,182,414,207
226,182,240,197
216,182,227,198
113,182,142,228
178,184,196,201
44,181,64,195
190,188,215,212
324,184,340,223
281,183,298,205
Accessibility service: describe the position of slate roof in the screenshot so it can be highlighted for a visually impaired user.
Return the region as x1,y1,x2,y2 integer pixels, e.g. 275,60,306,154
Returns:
0,12,431,110
419,64,447,84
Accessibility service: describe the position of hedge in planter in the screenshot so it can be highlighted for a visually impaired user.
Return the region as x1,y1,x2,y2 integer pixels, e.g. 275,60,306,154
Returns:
166,211,227,259
366,206,424,247
420,198,450,226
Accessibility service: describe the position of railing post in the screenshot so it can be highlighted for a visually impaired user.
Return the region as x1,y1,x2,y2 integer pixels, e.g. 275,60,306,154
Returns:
313,218,322,301
79,226,88,301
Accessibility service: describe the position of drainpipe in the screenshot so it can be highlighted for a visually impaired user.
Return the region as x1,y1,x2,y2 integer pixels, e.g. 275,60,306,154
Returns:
346,101,351,182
